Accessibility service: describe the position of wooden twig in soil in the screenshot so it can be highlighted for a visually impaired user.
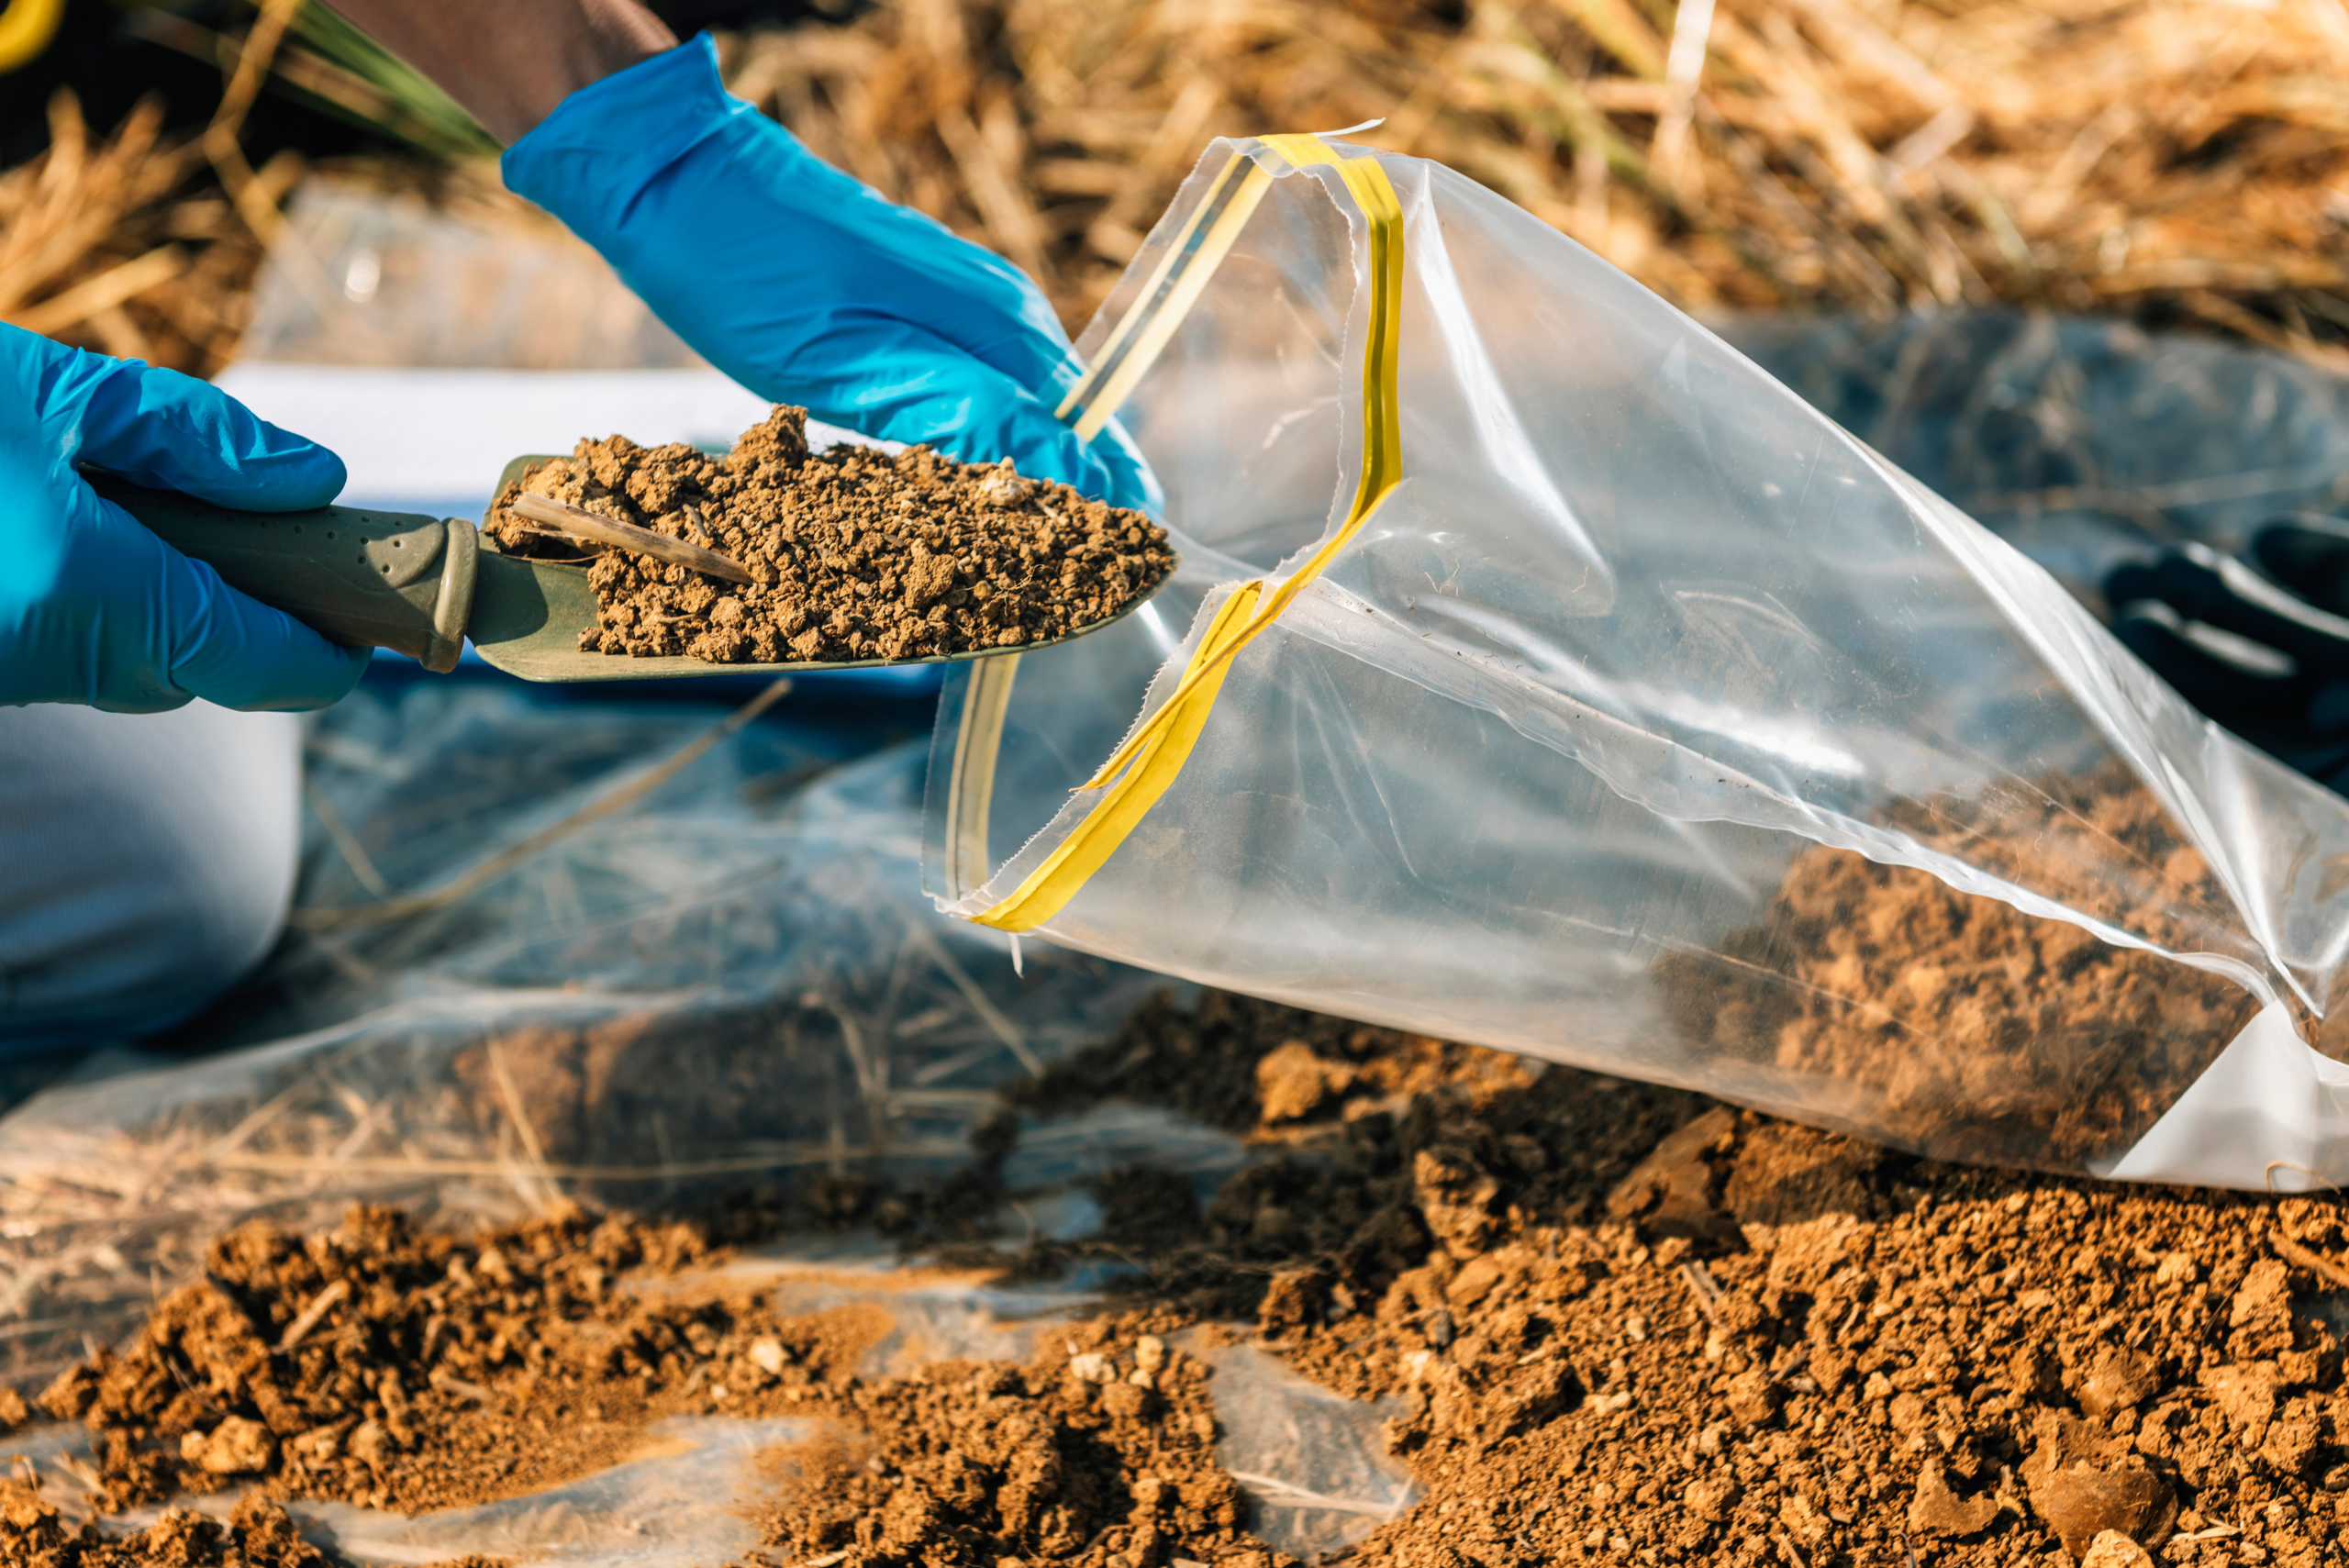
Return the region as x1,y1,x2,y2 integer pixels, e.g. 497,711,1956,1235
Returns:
2274,1233,2349,1292
508,492,755,584
1678,1257,1726,1324
275,1276,350,1350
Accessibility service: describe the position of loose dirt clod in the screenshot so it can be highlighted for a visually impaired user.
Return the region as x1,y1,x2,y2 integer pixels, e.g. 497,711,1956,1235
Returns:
18,986,2349,1568
0,1481,325,1568
484,407,1174,665
744,1312,1292,1568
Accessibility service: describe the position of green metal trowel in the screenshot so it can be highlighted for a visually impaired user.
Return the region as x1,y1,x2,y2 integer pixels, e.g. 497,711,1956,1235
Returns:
90,457,1163,683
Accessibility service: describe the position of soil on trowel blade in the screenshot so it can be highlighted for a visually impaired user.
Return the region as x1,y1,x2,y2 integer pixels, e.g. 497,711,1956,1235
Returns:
1653,767,2261,1170
484,406,1174,664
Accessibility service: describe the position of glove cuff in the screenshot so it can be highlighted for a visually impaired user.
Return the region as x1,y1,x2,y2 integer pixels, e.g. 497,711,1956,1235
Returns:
502,33,759,217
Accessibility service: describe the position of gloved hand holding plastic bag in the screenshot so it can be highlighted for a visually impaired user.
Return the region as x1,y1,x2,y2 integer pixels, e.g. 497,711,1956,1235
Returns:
923,134,2349,1190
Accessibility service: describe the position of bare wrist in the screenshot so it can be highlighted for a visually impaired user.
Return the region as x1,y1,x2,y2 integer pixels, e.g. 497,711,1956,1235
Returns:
322,0,680,146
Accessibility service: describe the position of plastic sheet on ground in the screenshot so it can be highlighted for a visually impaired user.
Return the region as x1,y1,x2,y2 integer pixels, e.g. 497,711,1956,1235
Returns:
0,678,1413,1562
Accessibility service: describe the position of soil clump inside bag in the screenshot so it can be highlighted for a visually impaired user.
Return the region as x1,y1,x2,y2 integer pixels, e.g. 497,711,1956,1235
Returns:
484,407,1174,663
1654,767,2259,1168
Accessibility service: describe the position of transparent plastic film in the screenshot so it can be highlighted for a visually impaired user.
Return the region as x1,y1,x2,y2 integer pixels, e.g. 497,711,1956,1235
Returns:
927,135,2349,1187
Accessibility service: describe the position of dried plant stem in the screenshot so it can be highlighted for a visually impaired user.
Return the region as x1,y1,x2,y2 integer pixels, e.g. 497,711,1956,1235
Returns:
509,492,757,584
290,674,794,929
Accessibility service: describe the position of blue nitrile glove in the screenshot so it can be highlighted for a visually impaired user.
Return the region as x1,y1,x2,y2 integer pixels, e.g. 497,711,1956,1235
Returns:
501,35,1161,517
1,326,373,712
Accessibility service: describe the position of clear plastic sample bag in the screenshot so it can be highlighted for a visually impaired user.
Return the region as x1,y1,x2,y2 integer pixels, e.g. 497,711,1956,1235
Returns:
926,133,2349,1189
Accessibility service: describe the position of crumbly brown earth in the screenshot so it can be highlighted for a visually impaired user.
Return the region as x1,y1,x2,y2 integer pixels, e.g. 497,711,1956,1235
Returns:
32,1203,898,1517
1054,997,2349,1568
484,407,1174,664
1653,768,2261,1170
16,987,2347,1568
743,1313,1293,1568
0,1483,332,1568
20,1199,1287,1568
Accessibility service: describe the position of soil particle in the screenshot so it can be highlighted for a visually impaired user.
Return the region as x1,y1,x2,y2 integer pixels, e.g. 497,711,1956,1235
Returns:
0,1481,328,1568
484,407,1174,664
1653,770,2260,1168
742,1312,1292,1568
2081,1533,2158,1568
1026,989,2349,1568
35,1203,890,1516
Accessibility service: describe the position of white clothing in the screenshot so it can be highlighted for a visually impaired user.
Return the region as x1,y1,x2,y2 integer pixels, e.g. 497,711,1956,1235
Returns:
0,703,300,1050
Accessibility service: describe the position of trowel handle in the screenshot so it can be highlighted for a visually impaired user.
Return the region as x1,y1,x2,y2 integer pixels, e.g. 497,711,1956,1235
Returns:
86,470,479,674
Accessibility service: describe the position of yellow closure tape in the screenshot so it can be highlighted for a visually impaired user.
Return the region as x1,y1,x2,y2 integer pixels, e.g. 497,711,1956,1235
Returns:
1057,153,1275,443
0,0,65,73
969,583,1262,932
974,135,1406,933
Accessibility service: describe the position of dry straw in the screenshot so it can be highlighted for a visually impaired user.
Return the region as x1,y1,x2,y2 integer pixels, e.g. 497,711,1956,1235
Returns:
719,0,2349,368
12,0,2349,373
0,0,309,376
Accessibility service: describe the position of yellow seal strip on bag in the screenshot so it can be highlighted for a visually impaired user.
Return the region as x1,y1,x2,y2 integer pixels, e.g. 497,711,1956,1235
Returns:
0,0,65,72
1056,151,1276,441
973,135,1406,934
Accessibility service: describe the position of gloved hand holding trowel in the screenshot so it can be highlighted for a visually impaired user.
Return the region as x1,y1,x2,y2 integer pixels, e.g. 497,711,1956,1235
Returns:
0,0,1152,1048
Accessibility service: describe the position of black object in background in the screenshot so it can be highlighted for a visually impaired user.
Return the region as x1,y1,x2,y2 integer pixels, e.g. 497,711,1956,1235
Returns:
2106,522,2349,792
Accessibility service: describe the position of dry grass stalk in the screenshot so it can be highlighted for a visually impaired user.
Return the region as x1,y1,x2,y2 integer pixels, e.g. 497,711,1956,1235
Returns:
0,4,308,375
17,0,2349,373
718,0,2349,363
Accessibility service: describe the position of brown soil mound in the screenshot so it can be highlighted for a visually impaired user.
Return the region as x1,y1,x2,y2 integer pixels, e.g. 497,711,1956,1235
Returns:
22,1196,1293,1568
744,1312,1288,1568
1081,1000,2346,1568
484,407,1174,665
1295,1114,2349,1568
18,986,2347,1568
34,1203,891,1516
1655,770,2260,1170
1,1483,329,1568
